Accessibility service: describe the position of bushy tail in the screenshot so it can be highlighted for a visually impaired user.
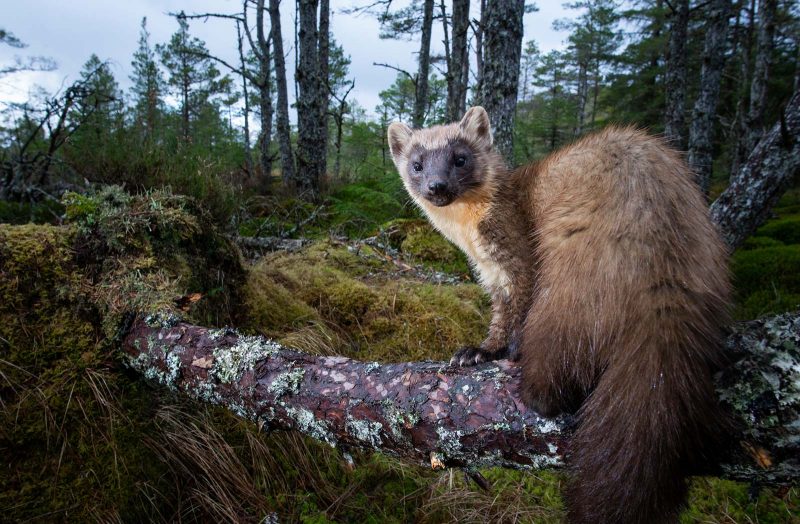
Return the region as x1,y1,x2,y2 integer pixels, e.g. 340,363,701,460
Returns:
565,318,726,524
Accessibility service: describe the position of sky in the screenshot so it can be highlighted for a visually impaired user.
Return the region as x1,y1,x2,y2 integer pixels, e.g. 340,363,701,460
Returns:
0,1,572,122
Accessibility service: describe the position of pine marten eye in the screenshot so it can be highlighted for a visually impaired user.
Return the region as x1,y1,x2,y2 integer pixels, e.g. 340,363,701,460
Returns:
454,156,466,167
412,161,423,172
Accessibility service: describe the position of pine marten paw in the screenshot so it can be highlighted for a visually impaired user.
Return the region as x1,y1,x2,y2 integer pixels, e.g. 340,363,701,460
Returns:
449,346,505,367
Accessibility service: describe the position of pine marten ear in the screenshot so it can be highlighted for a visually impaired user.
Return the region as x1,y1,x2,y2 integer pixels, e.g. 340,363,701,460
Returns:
388,122,413,162
459,106,492,147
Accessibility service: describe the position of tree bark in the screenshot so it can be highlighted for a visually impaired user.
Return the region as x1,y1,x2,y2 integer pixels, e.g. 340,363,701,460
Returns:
473,0,486,106
253,0,274,188
664,0,689,147
122,311,800,483
318,0,330,168
687,0,731,194
413,0,435,128
710,89,800,251
730,0,756,177
295,0,326,199
269,0,295,188
479,0,525,163
743,0,777,157
236,20,255,178
446,0,470,122
575,58,589,137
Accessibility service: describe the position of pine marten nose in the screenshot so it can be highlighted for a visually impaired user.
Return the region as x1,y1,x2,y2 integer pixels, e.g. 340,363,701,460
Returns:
428,181,447,194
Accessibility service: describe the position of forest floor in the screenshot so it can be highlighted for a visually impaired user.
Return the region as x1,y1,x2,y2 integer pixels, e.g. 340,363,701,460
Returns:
1,184,799,523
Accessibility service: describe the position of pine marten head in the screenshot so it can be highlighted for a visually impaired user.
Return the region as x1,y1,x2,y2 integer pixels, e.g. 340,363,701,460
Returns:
387,107,501,207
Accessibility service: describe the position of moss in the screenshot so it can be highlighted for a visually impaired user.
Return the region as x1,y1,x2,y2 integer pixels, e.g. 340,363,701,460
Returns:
739,235,785,250
0,188,249,523
732,245,800,319
242,240,488,362
682,478,799,524
320,177,414,237
754,215,800,245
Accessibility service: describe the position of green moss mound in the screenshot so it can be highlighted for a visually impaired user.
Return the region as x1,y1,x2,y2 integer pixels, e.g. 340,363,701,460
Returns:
0,187,248,522
380,218,472,276
243,240,487,362
732,209,800,320
753,215,800,245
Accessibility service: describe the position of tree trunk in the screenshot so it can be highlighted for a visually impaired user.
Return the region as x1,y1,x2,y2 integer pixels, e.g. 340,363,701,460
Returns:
122,311,800,483
318,0,330,174
296,0,325,199
743,0,777,157
730,0,756,177
480,0,525,163
664,0,689,147
255,0,275,189
710,89,800,251
446,0,470,121
473,0,486,106
413,0,435,128
269,0,295,187
575,59,588,136
237,20,255,178
687,0,731,194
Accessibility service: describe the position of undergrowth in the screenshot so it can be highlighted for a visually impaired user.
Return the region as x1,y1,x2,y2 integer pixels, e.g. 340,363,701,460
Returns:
1,183,799,523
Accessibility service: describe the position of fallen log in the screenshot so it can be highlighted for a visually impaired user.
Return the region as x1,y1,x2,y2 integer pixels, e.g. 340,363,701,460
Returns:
121,311,800,484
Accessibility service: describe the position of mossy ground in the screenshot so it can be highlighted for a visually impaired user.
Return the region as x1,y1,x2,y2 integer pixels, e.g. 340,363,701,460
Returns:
732,188,800,320
2,184,799,523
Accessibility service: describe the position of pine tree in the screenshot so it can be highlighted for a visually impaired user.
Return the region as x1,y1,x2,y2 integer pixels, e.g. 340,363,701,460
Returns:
130,17,164,144
156,14,233,144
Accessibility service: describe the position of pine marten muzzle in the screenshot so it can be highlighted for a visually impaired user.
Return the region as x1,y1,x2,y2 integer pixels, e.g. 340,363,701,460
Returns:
388,107,731,524
403,140,479,207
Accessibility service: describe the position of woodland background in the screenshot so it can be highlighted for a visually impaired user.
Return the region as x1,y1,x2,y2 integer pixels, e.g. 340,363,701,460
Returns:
1,0,799,522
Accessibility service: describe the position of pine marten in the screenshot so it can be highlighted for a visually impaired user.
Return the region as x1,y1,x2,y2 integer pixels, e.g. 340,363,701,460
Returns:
387,107,731,524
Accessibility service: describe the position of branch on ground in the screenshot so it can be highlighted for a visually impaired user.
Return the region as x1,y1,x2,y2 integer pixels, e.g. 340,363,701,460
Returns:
122,311,800,484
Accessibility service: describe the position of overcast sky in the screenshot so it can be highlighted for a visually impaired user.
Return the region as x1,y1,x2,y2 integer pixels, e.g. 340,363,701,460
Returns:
0,1,571,121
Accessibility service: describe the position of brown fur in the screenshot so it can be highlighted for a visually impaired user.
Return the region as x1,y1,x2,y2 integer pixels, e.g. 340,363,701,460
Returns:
388,108,731,524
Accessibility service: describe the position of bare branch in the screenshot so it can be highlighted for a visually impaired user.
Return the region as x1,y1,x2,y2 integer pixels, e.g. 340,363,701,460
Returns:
372,62,416,83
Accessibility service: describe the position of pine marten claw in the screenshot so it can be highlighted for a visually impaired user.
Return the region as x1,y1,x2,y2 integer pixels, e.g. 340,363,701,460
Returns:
449,346,500,367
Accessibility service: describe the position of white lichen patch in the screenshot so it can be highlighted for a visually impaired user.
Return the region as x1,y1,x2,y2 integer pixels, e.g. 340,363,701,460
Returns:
268,368,305,397
164,351,182,389
144,311,182,328
346,417,384,447
536,418,562,434
364,362,381,374
192,380,221,404
212,335,281,384
381,400,420,439
436,425,465,459
522,450,564,469
284,406,337,447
